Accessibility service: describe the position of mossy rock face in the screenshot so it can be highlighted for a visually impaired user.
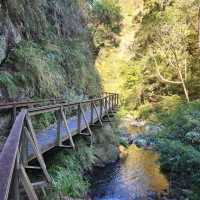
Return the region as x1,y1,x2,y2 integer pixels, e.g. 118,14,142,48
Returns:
94,144,119,167
0,0,101,100
93,122,120,167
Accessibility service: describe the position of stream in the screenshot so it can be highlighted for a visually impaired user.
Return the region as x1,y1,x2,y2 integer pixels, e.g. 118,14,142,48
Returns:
90,121,169,200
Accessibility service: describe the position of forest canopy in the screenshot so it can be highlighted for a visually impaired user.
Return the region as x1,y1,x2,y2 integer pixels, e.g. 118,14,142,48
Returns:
121,0,200,111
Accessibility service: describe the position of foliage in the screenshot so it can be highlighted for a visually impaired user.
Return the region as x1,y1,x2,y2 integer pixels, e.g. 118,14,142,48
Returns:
0,72,17,97
117,0,200,113
32,112,56,130
89,0,123,47
136,95,183,121
0,0,102,100
151,101,200,198
47,122,120,198
48,138,96,198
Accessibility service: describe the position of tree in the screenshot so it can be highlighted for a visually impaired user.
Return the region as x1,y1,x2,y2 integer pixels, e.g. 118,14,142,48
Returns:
89,0,123,49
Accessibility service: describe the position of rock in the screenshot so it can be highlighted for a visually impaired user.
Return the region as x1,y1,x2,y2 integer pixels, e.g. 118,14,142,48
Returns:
130,119,145,127
0,9,21,64
0,35,7,63
134,138,148,148
144,124,162,135
0,113,11,136
94,144,119,167
185,131,200,144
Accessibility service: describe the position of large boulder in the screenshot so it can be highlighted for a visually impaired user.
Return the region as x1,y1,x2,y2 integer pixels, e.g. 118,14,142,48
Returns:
94,144,119,167
0,6,21,64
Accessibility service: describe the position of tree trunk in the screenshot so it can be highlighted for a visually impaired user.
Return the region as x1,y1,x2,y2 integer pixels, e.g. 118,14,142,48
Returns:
198,7,200,49
178,69,190,103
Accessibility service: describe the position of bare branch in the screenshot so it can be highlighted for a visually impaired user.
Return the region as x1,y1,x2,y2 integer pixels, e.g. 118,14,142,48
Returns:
152,56,182,84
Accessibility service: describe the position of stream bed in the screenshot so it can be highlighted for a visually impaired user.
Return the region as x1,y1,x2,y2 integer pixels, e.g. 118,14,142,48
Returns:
90,122,169,200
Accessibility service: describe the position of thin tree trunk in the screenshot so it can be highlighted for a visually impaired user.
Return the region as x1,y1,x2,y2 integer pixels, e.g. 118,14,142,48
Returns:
178,69,190,102
198,7,200,49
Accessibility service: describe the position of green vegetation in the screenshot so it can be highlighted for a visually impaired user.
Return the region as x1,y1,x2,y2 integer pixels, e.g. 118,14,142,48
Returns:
89,0,123,48
148,101,200,199
0,0,102,100
32,112,56,130
95,1,200,198
46,121,120,199
48,138,96,198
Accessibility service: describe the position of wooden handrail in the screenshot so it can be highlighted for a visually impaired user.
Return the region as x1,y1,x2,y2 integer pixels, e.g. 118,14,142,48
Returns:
0,110,27,200
0,98,66,110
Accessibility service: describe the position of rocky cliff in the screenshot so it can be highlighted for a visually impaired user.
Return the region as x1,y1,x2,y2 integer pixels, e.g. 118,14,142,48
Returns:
0,0,101,101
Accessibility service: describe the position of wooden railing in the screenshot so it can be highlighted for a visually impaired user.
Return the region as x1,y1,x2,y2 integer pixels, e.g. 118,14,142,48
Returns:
0,93,119,200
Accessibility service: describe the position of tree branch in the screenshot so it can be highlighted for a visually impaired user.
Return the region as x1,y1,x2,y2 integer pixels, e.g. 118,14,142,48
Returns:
152,56,182,84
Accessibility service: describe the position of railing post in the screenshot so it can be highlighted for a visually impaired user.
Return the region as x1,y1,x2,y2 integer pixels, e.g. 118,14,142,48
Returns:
90,101,94,124
12,104,17,124
109,95,111,111
100,98,103,118
112,95,114,110
56,108,62,146
114,94,117,107
117,94,119,106
12,151,20,200
105,96,108,113
21,129,28,166
77,103,81,134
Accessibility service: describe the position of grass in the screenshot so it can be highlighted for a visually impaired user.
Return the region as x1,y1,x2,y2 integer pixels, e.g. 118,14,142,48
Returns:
46,119,120,199
2,38,101,99
0,72,17,97
47,138,96,198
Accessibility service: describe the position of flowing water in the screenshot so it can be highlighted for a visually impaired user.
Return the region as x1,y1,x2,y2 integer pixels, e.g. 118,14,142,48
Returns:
90,123,169,200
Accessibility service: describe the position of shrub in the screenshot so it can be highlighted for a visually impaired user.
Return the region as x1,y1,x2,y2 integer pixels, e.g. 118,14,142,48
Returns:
0,72,17,97
158,100,200,143
48,137,97,198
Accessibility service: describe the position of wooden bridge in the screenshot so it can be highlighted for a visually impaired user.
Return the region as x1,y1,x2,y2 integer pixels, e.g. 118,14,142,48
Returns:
0,93,119,200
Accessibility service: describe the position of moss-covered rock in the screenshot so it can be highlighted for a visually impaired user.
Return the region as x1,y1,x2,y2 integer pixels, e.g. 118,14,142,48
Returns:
94,144,119,167
92,123,120,167
185,131,200,144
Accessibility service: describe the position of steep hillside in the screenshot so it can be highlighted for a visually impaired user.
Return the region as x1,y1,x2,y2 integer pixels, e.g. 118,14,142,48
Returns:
0,0,101,101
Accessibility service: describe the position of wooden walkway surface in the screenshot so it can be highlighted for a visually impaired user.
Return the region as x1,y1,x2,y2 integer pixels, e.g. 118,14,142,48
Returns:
28,106,103,160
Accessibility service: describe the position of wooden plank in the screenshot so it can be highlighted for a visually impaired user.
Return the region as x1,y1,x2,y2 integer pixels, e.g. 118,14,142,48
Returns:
21,130,28,165
24,119,51,183
12,151,20,200
77,103,81,134
24,127,51,183
90,102,94,124
0,110,26,200
56,109,62,146
102,102,111,122
80,104,93,145
25,166,42,170
19,165,38,200
61,109,75,149
92,102,103,126
100,99,103,118
32,181,47,188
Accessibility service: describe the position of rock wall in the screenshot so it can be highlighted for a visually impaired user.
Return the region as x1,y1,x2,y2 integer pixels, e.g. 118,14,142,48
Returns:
0,0,101,100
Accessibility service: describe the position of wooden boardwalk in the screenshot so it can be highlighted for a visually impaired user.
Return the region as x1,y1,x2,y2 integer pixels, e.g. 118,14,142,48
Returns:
28,106,103,160
0,93,119,200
